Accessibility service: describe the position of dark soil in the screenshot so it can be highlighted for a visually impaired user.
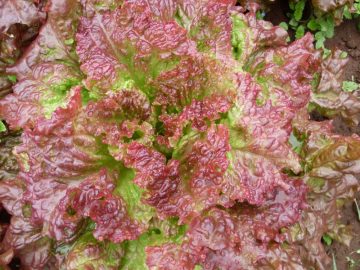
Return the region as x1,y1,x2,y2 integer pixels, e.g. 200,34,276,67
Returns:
326,20,360,83
265,0,290,25
266,3,360,270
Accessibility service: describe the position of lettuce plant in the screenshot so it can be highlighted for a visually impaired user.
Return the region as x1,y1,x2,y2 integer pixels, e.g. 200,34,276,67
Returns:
0,0,359,269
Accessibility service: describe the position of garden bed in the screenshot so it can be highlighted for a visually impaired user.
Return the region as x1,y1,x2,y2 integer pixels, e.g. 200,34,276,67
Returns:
266,3,360,269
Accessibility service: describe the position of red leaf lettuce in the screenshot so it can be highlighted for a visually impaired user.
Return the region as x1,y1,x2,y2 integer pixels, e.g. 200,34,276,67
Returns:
0,1,359,269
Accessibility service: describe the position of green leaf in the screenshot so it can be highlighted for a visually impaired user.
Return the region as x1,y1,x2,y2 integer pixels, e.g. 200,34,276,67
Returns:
289,18,299,28
340,51,348,59
343,7,352,19
342,81,359,92
64,38,75,45
119,219,186,270
256,10,265,20
324,23,334,39
294,0,306,21
318,16,334,38
315,32,325,49
0,121,6,132
279,22,289,30
322,48,331,59
322,234,333,246
355,0,360,14
64,232,123,270
307,19,320,31
115,167,155,226
289,2,295,10
307,177,325,190
289,132,304,154
7,75,17,83
295,25,305,39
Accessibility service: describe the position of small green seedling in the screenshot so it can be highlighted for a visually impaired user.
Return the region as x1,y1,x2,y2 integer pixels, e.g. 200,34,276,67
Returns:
0,121,6,133
322,234,333,246
7,74,17,83
342,80,359,92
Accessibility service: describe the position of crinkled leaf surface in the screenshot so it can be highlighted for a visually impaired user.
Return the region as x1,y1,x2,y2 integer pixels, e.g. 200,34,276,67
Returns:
311,50,360,126
0,1,359,270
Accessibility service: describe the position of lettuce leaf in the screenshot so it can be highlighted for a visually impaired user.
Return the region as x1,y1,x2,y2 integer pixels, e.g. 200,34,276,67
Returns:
0,63,81,129
311,50,360,126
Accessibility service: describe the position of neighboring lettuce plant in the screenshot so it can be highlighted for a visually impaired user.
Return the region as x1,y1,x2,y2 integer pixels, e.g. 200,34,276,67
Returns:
310,50,360,126
0,0,359,269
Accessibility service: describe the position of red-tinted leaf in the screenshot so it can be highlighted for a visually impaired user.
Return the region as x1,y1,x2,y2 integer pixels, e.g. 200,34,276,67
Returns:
231,4,288,65
0,0,45,33
7,0,81,77
63,232,123,270
147,185,307,269
160,94,232,147
76,1,196,95
1,217,50,270
0,63,81,129
311,50,360,126
288,116,360,268
245,33,320,109
51,169,143,243
176,0,236,58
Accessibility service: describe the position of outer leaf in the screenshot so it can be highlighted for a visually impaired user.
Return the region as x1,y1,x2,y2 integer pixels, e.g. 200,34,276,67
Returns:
7,0,82,77
311,50,360,126
0,174,52,269
175,0,235,58
0,0,44,33
0,63,81,129
51,169,143,243
1,216,51,269
0,0,44,97
231,4,288,65
288,114,360,269
245,33,320,109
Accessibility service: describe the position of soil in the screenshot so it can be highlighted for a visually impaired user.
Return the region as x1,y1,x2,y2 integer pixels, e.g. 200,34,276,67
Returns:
266,3,360,270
